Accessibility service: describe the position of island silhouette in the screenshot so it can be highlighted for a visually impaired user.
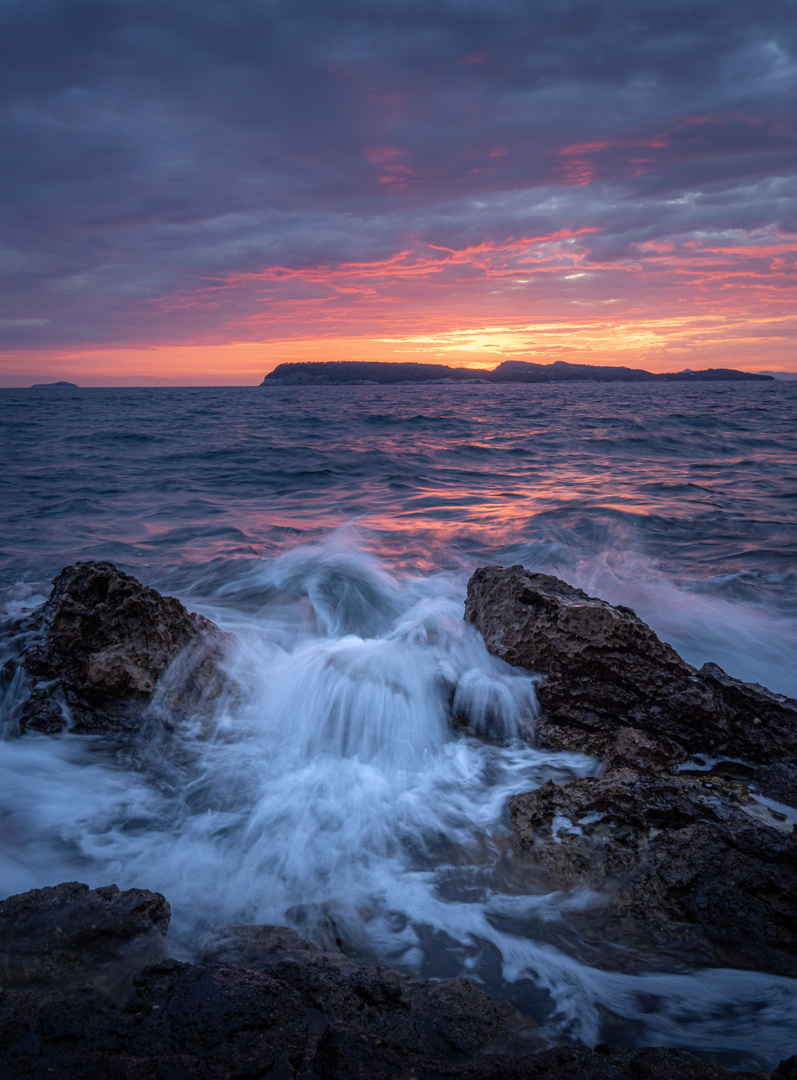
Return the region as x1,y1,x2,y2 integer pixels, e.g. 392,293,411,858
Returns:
262,360,771,386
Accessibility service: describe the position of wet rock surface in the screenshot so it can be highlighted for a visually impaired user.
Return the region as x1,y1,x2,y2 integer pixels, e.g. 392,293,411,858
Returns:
7,561,232,734
0,881,171,991
208,923,521,1064
0,881,790,1079
467,565,797,977
510,773,797,975
465,565,797,803
2,566,796,1074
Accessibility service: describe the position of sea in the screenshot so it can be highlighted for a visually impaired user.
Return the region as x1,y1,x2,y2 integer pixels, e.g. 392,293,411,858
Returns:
1,381,796,1068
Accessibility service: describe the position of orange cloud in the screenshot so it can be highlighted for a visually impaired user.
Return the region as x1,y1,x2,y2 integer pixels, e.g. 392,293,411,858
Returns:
5,308,794,387
6,224,796,385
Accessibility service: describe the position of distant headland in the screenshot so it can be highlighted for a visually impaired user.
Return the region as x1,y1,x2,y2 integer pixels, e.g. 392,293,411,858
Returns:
261,360,773,386
30,380,79,388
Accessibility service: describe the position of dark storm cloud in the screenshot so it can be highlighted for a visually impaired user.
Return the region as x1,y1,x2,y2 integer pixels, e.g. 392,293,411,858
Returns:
0,0,795,345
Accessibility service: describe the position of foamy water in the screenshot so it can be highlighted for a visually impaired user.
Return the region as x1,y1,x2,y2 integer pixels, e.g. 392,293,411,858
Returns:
1,382,796,1067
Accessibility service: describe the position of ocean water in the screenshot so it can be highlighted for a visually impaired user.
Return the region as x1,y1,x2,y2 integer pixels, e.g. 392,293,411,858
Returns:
1,381,797,1067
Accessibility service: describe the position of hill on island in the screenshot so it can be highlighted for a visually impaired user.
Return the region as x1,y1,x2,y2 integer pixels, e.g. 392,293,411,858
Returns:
261,360,772,386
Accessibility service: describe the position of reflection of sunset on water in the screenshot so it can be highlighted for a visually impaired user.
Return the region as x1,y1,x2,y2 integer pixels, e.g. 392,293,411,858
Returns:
4,374,797,1071
8,381,788,584
3,4,797,1070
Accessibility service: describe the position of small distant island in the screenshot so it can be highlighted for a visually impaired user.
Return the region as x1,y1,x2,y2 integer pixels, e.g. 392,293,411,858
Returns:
30,380,79,388
261,360,773,386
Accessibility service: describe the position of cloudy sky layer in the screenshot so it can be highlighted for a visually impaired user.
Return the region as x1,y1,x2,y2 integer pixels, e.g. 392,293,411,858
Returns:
1,0,796,383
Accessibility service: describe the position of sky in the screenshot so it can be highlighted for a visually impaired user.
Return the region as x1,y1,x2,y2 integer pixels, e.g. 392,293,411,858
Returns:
1,0,796,385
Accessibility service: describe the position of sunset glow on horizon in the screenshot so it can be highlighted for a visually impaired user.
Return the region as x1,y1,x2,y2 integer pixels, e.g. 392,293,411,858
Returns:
1,1,795,385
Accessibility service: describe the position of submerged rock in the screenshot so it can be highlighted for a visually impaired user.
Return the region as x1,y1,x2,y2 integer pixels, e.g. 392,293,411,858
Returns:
0,881,790,1079
14,560,232,734
465,565,797,803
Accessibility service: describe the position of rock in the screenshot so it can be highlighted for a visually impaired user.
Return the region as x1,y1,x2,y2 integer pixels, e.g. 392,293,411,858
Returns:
0,881,170,991
18,561,233,734
509,771,740,887
466,567,689,680
308,1031,760,1080
0,969,783,1080
206,923,520,1059
0,959,310,1080
509,773,797,975
3,957,762,1080
617,816,797,975
465,566,797,804
467,566,797,975
0,887,787,1079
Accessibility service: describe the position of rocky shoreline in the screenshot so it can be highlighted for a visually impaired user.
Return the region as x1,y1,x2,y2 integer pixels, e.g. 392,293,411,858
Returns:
467,566,797,979
7,882,791,1080
1,561,796,1078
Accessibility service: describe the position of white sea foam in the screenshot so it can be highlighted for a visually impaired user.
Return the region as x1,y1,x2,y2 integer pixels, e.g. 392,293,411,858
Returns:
1,532,796,1068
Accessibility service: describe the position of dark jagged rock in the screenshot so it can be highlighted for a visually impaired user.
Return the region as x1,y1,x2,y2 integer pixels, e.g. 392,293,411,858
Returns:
0,959,310,1080
509,771,751,886
617,816,797,974
4,957,769,1079
509,773,797,975
306,1032,762,1080
206,923,520,1059
0,884,788,1079
0,881,170,991
466,565,797,976
465,565,797,804
16,560,232,734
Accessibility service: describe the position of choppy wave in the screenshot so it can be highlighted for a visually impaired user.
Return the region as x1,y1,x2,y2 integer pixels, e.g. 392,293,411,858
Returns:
1,382,797,1067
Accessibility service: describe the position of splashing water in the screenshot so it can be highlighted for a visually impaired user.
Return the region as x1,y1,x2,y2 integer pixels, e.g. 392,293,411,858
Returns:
3,383,797,1068
2,533,797,1070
